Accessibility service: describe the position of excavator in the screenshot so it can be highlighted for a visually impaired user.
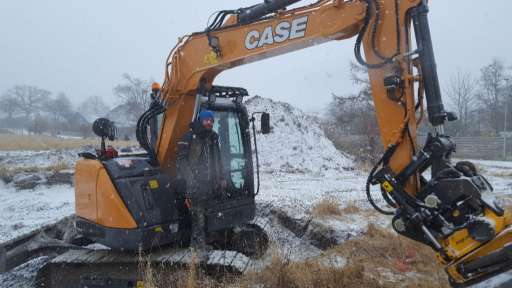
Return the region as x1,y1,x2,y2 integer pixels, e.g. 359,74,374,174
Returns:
1,0,512,287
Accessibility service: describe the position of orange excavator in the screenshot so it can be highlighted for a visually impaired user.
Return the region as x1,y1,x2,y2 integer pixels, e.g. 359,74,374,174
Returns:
2,0,511,287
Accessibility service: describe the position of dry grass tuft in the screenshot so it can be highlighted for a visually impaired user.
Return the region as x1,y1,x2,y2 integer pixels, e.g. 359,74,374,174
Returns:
50,161,70,173
0,165,9,178
311,198,343,217
186,252,199,288
491,170,512,177
0,134,137,151
312,198,364,218
340,202,362,214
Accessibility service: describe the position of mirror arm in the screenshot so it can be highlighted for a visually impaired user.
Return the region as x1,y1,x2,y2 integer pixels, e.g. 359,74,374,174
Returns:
250,112,263,196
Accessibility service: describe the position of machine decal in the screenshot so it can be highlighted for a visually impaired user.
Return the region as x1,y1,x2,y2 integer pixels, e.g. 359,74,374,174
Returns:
244,16,308,50
149,179,159,189
204,51,219,65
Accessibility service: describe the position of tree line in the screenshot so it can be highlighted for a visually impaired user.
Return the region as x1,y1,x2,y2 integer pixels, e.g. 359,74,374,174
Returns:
324,59,512,161
0,74,152,137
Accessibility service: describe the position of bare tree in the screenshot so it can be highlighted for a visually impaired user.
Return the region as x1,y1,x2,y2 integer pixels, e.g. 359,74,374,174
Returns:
478,59,508,135
79,95,110,118
0,94,20,120
113,74,151,119
45,93,73,122
30,113,49,134
4,85,50,120
326,62,380,162
445,70,477,136
44,93,73,134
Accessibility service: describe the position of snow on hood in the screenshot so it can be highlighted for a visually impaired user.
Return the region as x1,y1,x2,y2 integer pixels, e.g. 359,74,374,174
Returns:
245,96,353,175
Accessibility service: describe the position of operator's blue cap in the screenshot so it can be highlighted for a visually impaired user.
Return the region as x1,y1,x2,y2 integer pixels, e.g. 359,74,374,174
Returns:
198,110,214,122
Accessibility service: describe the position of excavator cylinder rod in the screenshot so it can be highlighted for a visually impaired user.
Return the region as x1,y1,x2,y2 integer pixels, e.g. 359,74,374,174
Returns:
237,0,303,24
410,2,446,127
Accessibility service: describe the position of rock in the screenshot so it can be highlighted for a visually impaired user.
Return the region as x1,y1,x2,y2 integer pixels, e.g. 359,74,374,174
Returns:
304,218,365,250
271,207,311,238
1,175,13,184
47,169,74,186
13,174,44,190
304,220,341,250
271,207,366,250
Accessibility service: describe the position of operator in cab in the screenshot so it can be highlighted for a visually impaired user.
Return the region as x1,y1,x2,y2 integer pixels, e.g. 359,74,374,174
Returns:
176,110,226,260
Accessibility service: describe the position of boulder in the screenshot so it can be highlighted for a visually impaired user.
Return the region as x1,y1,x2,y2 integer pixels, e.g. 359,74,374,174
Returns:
47,169,74,186
271,207,311,238
1,174,13,184
13,174,44,190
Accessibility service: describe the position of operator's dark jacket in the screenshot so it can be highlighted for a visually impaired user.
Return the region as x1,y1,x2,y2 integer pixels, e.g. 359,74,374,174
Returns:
176,121,225,200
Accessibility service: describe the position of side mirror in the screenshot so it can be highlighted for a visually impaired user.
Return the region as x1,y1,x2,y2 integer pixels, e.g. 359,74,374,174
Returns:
261,112,270,134
92,118,117,141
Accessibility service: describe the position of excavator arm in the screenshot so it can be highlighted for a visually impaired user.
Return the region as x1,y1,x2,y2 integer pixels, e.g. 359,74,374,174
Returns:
154,0,512,286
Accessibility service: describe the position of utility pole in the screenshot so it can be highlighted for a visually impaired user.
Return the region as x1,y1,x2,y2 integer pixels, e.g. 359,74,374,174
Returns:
504,78,510,160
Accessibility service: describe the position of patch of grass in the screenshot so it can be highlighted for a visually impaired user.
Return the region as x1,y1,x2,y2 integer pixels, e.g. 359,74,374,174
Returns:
0,134,137,151
50,161,70,173
326,224,450,287
241,252,392,288
137,250,220,288
491,170,512,177
311,198,343,217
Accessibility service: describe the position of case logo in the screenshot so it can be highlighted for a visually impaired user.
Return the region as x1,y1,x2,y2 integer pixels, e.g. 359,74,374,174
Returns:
244,16,308,50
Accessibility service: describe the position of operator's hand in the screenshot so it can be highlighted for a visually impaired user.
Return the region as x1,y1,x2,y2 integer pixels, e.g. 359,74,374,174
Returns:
184,198,192,209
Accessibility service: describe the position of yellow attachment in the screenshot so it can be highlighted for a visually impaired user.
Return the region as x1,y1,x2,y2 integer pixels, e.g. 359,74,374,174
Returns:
382,181,394,193
446,224,512,284
442,208,507,260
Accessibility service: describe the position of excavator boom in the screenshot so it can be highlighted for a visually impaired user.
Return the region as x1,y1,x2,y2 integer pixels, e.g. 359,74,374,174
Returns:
153,0,512,286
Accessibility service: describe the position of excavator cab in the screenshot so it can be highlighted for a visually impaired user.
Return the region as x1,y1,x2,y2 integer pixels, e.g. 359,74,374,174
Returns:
74,85,269,254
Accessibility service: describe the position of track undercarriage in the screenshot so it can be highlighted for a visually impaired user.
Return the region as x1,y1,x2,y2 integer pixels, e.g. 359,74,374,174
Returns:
1,216,270,288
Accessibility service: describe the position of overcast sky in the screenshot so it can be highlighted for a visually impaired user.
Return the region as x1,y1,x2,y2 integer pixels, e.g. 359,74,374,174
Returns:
1,0,511,112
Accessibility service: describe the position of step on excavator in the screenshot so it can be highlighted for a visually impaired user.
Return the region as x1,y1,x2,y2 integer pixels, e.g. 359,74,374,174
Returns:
2,0,512,287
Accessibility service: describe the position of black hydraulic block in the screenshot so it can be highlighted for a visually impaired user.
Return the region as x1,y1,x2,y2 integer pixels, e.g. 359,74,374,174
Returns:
238,0,303,24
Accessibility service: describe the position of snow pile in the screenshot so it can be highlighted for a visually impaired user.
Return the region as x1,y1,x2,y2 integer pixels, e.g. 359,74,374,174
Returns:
245,96,369,219
245,96,353,175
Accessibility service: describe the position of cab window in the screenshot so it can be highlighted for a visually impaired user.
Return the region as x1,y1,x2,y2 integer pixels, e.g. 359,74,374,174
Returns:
212,111,247,191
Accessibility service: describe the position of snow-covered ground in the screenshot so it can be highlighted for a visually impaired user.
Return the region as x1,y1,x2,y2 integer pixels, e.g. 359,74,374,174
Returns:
0,183,74,242
1,97,512,287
